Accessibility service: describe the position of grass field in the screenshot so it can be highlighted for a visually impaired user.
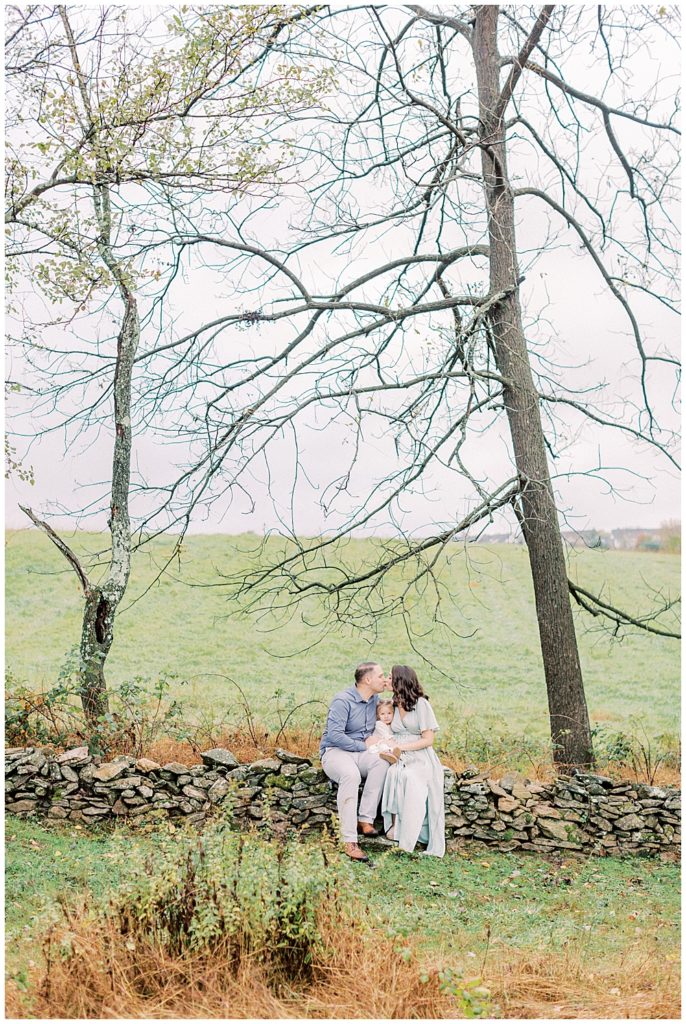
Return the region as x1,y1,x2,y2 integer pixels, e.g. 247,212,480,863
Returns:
5,530,680,1018
5,529,680,758
5,816,680,1018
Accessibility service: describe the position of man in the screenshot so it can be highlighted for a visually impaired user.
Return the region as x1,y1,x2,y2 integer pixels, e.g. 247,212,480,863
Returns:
320,661,391,862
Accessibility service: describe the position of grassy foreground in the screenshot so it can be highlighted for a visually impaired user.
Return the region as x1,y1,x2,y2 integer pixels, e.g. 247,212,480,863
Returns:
5,530,680,1017
5,816,680,1019
6,529,680,751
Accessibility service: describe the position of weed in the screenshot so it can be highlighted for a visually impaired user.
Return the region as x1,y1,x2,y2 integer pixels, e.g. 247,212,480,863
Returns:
5,819,679,1019
89,673,187,756
591,720,681,785
591,723,634,765
20,829,471,1019
5,656,84,748
438,711,553,775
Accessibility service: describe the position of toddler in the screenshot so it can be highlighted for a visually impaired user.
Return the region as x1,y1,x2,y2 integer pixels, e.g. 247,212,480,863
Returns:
368,699,403,765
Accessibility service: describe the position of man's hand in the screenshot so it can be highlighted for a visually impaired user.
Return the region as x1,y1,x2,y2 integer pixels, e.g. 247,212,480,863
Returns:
364,734,377,748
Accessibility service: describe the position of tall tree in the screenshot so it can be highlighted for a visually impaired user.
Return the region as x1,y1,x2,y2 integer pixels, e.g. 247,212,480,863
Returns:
5,4,328,724
6,6,679,767
471,6,592,762
156,5,678,767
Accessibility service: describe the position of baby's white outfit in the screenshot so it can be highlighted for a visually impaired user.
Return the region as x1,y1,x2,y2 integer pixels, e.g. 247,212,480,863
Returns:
368,720,398,754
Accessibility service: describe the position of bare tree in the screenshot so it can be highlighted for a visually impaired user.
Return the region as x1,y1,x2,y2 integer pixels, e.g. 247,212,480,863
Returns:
141,5,678,767
6,6,679,768
5,4,328,723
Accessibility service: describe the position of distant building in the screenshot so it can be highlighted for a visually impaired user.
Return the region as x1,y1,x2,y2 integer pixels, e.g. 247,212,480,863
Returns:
471,524,678,551
561,530,609,550
607,528,663,551
469,531,523,545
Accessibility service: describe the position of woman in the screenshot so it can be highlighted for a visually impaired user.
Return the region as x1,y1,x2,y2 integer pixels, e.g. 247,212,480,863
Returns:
381,665,445,857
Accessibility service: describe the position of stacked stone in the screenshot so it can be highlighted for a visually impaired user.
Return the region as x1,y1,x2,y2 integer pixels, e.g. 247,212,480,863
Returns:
4,745,336,832
5,745,680,856
225,751,336,833
443,767,680,855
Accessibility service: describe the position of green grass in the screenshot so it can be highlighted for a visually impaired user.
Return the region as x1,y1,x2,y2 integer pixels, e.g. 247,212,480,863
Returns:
4,816,165,985
5,529,680,748
5,816,680,1007
358,844,680,963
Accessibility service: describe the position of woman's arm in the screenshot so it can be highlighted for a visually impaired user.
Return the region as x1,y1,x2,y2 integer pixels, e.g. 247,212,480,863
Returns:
398,728,434,751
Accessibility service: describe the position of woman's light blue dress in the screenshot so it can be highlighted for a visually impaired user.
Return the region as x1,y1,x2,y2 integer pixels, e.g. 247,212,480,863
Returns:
381,697,445,857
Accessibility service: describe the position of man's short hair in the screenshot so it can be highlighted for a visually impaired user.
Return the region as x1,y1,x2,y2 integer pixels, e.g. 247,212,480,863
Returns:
354,661,380,686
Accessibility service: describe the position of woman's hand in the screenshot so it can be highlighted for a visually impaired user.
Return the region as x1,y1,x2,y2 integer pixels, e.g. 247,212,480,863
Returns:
399,729,434,752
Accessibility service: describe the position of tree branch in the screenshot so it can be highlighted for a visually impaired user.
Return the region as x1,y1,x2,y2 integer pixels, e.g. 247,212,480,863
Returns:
405,5,473,41
495,5,555,120
510,57,681,134
568,580,680,639
19,505,90,594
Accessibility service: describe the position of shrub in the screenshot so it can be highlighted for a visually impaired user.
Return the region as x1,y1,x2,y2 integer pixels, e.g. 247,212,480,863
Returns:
5,665,84,749
591,720,680,784
31,829,479,1018
88,673,187,757
4,666,188,758
590,723,634,766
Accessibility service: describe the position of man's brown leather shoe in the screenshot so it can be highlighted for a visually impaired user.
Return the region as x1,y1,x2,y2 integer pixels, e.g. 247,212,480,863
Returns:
344,842,369,862
357,821,379,837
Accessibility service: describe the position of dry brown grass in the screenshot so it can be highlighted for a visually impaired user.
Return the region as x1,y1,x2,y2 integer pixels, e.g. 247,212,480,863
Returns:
143,725,320,766
483,940,681,1019
616,764,681,788
439,755,680,789
10,918,679,1021
12,903,464,1020
113,734,683,790
18,725,682,788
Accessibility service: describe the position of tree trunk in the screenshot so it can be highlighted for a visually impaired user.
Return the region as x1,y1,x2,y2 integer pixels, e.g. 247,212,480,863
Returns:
59,8,140,729
79,588,113,722
75,288,137,727
473,6,594,767
74,277,139,727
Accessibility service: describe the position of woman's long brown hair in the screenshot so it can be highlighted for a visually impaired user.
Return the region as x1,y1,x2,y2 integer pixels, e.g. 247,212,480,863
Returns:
391,665,428,711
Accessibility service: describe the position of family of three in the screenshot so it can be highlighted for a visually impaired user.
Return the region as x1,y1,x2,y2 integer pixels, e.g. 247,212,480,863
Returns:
320,661,445,862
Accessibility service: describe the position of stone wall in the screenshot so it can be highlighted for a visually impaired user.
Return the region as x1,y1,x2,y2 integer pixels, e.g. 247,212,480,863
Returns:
5,745,680,856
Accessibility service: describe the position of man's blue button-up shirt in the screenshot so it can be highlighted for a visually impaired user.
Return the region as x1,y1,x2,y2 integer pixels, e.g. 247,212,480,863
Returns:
320,685,379,756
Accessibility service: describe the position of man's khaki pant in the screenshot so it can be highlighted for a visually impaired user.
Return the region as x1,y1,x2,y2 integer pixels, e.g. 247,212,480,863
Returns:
321,747,389,844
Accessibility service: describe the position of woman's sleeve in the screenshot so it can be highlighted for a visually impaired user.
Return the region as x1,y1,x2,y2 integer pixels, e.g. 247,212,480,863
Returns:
417,697,439,733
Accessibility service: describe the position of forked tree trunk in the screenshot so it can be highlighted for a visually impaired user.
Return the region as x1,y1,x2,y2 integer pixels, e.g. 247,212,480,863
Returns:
59,10,139,728
24,285,138,727
21,14,138,728
72,282,138,726
21,278,137,729
473,6,594,767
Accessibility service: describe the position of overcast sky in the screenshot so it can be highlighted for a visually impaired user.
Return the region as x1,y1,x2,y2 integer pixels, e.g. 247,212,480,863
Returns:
5,5,680,540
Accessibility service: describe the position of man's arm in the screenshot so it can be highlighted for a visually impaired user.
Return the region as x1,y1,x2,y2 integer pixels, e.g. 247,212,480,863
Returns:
325,696,367,753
